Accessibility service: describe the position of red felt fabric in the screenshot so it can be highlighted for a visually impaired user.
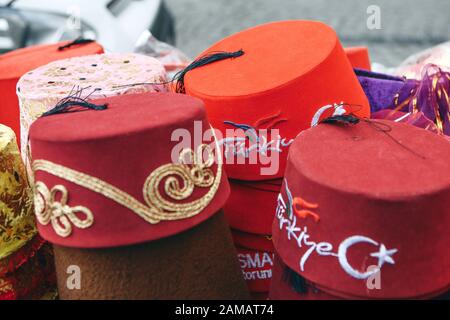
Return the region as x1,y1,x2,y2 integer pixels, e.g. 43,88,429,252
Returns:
232,227,275,295
225,180,281,234
29,93,230,248
344,47,372,70
237,246,274,294
231,229,274,252
270,254,450,300
269,255,340,300
0,40,103,144
273,120,450,299
184,20,370,180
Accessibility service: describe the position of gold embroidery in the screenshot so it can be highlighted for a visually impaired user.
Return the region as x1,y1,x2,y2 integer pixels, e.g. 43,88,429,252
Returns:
32,143,222,229
0,124,37,259
0,278,13,294
34,182,94,237
143,144,218,219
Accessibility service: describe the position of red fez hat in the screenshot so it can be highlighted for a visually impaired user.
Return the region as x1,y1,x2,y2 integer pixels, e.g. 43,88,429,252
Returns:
0,40,103,143
29,93,229,248
226,180,280,234
237,246,274,295
231,229,274,253
270,254,450,300
269,255,339,300
232,230,275,297
184,20,370,180
273,119,450,299
344,47,372,71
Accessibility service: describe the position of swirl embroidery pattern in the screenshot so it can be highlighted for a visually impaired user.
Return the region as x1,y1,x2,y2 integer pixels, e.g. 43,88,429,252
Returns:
34,183,94,238
32,144,221,237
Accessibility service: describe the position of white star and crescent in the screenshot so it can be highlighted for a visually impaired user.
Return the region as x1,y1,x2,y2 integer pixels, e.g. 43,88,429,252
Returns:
370,244,398,268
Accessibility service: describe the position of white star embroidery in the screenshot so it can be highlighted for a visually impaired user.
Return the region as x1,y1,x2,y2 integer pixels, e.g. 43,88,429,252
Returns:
370,244,398,268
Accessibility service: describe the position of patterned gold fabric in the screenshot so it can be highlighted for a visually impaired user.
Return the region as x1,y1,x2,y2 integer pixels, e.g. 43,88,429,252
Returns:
17,53,169,157
0,124,36,260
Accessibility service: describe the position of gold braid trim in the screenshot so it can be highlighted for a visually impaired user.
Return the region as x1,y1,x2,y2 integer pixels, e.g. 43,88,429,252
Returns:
32,143,222,237
34,182,94,237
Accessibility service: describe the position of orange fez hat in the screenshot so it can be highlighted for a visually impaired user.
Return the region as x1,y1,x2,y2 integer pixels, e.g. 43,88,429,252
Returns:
0,40,103,145
183,21,370,180
344,46,372,70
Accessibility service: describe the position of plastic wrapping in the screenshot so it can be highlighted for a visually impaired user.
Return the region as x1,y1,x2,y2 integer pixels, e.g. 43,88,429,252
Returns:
134,31,191,80
395,42,450,79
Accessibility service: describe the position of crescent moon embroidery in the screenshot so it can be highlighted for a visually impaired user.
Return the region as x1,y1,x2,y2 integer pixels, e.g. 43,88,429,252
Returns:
277,181,399,281
338,236,381,280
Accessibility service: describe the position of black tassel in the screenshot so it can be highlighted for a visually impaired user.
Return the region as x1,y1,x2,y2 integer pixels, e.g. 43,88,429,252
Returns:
173,49,245,93
42,100,107,116
283,265,309,294
58,37,94,51
321,114,361,125
42,87,107,117
109,50,245,92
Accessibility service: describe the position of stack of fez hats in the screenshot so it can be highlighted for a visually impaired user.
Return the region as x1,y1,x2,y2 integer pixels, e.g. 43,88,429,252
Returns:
0,19,448,300
182,20,371,297
18,47,248,299
29,92,249,299
0,40,104,300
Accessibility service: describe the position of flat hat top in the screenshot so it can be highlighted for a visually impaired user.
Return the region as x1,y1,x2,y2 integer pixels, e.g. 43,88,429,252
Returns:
185,20,337,97
291,120,450,198
17,53,167,100
0,41,103,80
30,93,205,143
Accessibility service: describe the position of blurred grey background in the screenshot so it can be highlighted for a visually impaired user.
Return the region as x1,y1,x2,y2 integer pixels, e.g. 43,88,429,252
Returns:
166,0,450,67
